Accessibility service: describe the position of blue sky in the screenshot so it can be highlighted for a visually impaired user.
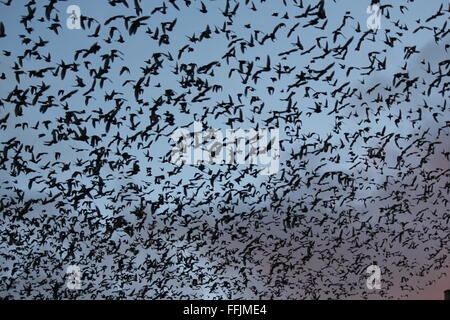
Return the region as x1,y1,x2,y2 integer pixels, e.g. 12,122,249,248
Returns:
0,0,449,299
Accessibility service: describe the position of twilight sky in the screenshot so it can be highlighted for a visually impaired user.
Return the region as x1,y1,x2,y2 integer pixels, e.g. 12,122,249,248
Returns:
0,0,449,299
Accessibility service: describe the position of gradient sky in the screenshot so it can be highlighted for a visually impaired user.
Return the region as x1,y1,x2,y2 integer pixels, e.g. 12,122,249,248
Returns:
0,0,449,299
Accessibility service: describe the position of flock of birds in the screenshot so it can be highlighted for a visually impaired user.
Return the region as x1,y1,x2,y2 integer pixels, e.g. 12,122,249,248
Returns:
0,0,449,299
